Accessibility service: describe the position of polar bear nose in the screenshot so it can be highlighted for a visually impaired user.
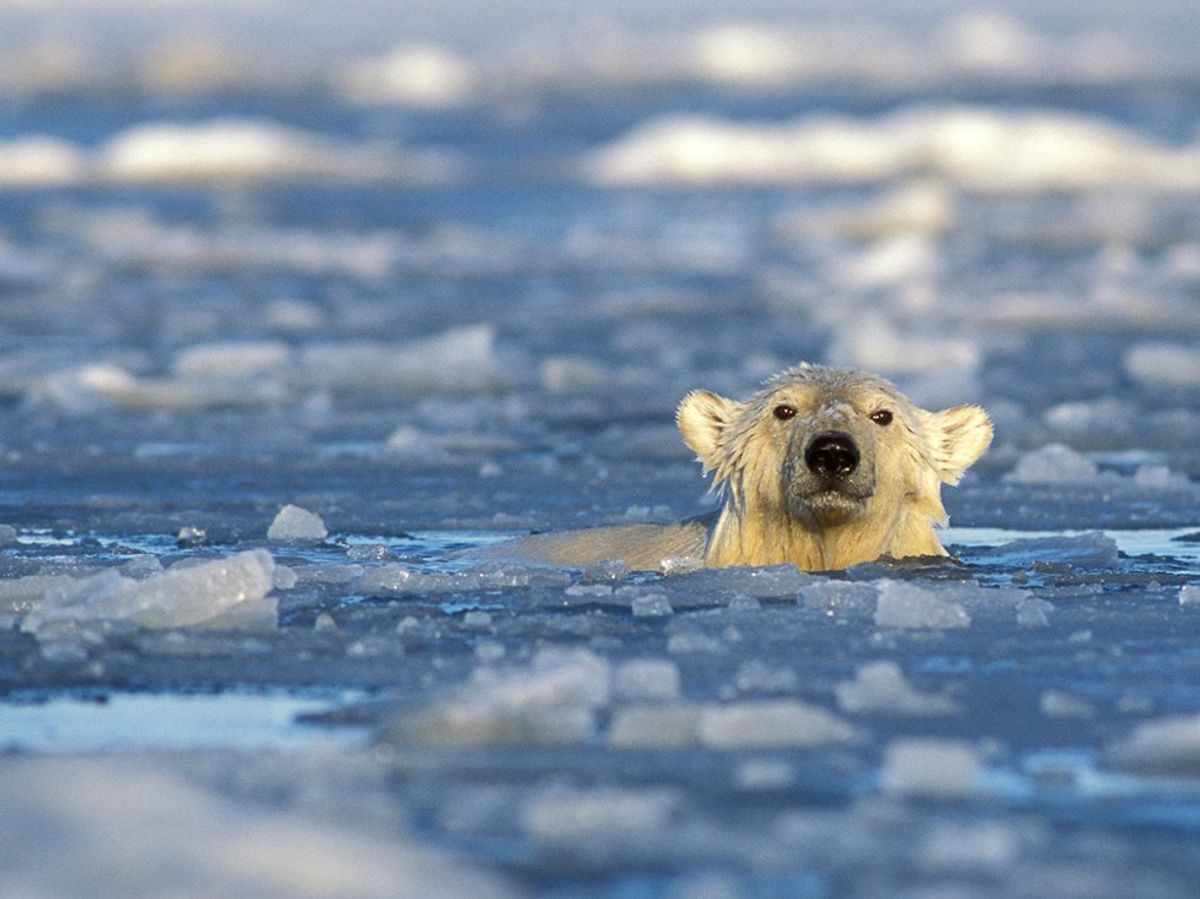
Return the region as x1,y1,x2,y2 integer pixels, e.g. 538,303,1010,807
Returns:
805,432,860,478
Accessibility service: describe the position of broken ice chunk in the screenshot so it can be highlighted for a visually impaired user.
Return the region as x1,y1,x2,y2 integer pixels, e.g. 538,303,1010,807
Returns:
267,504,328,542
630,592,673,617
1108,714,1200,774
607,704,702,748
873,580,970,629
973,532,1119,569
613,658,682,701
734,660,798,694
1016,597,1054,628
1039,690,1095,719
881,738,983,798
697,700,859,748
520,785,680,850
1003,443,1101,483
385,648,611,747
21,549,277,635
834,660,958,716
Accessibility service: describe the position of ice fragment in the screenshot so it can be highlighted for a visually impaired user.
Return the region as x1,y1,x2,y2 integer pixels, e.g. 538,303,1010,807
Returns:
267,504,328,543
874,580,970,629
835,660,958,715
881,738,983,797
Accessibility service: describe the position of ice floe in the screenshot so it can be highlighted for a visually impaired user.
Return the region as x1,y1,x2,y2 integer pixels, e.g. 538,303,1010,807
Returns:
267,504,329,543
586,106,1200,193
21,549,278,638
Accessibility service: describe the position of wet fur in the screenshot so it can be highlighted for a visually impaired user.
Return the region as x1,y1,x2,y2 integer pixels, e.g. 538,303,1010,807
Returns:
488,364,992,572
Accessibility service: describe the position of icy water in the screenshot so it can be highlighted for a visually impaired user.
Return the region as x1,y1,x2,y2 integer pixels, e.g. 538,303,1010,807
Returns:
4,13,1200,895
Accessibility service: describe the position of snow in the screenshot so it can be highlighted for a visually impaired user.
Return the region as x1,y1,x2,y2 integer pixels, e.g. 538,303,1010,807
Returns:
267,504,329,543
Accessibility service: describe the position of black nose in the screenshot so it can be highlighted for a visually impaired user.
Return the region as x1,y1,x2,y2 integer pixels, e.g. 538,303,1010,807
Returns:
805,432,859,478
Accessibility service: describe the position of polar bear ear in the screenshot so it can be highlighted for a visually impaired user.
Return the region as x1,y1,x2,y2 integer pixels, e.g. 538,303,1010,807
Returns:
919,405,994,485
677,389,740,471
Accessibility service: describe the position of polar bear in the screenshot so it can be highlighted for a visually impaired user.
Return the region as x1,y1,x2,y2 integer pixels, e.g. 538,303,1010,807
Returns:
492,364,992,572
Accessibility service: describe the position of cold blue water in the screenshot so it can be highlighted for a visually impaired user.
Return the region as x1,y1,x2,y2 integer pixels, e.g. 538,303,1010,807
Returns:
3,10,1200,896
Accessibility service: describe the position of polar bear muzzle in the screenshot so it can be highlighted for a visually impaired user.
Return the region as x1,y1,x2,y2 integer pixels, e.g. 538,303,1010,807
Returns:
784,426,877,525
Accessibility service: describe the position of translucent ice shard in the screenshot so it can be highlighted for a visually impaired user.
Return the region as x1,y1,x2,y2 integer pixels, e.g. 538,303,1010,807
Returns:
21,550,277,636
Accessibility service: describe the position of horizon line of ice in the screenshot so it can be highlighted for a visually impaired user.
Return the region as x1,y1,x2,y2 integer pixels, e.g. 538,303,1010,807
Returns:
0,117,460,188
586,105,1200,193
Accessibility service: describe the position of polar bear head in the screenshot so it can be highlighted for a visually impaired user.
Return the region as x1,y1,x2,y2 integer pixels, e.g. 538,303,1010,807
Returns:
676,364,992,570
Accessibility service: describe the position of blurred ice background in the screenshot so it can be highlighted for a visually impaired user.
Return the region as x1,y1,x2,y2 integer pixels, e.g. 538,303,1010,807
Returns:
2,1,1200,896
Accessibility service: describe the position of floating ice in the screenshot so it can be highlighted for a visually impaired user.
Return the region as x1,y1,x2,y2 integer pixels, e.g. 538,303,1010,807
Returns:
0,756,521,899
874,580,971,629
388,648,610,746
587,106,1200,192
734,660,799,694
827,236,942,292
354,562,570,596
1040,690,1095,719
826,314,979,375
1180,584,1200,607
0,136,87,186
835,661,958,716
98,118,442,184
1016,597,1054,628
818,180,957,238
299,325,511,393
630,592,673,617
1004,443,1101,484
340,44,475,108
521,785,680,849
607,704,704,749
800,581,878,616
174,341,292,379
267,504,328,543
0,574,82,615
881,738,983,797
613,658,682,701
21,549,277,636
696,700,859,749
1108,714,1200,774
1124,342,1200,387
973,532,1120,569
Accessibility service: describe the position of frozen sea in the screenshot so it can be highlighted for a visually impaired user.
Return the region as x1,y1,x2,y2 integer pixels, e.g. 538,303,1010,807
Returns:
3,6,1200,897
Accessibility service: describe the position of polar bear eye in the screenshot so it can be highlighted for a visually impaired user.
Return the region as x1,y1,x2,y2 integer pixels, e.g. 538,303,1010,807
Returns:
773,404,797,421
870,409,894,426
